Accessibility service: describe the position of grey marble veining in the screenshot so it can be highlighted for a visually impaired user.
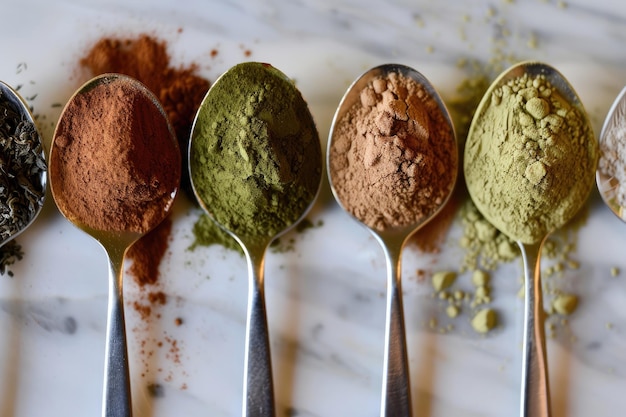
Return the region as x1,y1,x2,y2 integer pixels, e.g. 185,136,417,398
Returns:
0,0,626,416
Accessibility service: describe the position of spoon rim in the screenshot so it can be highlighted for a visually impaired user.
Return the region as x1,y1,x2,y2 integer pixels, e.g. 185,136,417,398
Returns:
464,60,596,244
326,63,458,239
188,62,323,248
0,80,47,247
596,85,626,222
48,72,180,239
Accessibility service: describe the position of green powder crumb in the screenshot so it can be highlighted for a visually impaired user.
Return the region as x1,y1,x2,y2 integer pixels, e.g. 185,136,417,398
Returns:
295,217,323,233
472,269,490,287
446,305,460,318
458,199,519,272
471,308,497,334
472,285,491,307
190,212,243,255
552,293,578,316
432,271,457,291
611,267,620,277
270,237,295,253
429,317,438,329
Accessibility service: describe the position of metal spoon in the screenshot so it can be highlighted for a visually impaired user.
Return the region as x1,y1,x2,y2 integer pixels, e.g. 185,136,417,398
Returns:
188,63,322,417
48,74,179,417
465,61,596,417
597,86,626,222
0,81,46,248
327,64,458,417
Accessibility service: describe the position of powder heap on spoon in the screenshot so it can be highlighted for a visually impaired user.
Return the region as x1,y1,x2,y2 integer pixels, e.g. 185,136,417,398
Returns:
329,70,456,231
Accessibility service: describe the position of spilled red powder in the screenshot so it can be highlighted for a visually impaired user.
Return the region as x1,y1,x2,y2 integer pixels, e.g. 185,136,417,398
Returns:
133,302,152,321
79,34,211,291
148,291,167,306
78,34,212,393
128,217,172,286
80,34,210,195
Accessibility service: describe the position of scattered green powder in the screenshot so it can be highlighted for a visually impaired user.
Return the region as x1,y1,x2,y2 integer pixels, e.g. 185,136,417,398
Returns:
464,70,598,244
189,212,321,255
432,271,457,291
471,269,490,287
551,293,578,316
429,58,596,334
471,308,497,334
189,62,322,243
189,212,242,254
611,267,620,277
458,198,518,272
446,305,460,318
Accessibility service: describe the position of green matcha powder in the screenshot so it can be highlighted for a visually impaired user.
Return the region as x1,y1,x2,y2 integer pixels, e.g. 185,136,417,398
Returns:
190,62,321,243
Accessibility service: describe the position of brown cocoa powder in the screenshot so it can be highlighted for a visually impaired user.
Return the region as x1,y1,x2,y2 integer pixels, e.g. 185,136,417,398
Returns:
50,77,180,233
80,34,210,195
128,216,172,286
329,71,456,231
79,34,211,289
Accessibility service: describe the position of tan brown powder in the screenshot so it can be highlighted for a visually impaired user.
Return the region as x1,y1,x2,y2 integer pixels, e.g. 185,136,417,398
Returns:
329,70,456,231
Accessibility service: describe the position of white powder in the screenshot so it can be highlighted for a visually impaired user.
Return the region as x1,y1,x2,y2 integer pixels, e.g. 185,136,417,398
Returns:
599,91,626,208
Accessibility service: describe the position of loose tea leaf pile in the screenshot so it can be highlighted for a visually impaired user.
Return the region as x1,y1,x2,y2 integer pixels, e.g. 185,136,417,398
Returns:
0,89,46,243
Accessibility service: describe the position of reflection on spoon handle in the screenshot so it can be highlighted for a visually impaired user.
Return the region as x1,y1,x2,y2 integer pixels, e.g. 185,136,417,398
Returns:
380,244,412,417
518,241,551,417
242,246,275,417
102,249,132,417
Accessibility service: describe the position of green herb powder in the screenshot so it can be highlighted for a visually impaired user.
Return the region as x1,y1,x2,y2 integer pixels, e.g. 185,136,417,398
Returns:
464,71,598,244
190,62,321,241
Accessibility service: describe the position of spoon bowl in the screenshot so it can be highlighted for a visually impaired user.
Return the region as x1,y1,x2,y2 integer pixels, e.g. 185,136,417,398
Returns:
597,86,626,222
465,61,597,417
327,63,458,417
0,81,46,249
188,62,322,417
49,73,180,417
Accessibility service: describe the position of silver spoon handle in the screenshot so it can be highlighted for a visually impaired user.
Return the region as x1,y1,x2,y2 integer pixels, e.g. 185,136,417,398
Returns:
103,249,132,417
519,241,551,417
380,245,412,417
243,247,275,417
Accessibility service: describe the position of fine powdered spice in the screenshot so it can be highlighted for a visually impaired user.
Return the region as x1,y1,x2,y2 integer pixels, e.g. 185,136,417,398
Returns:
190,62,322,240
329,70,456,231
471,308,497,334
0,86,46,242
79,34,211,285
80,35,210,195
464,71,598,244
190,212,242,254
128,216,173,286
49,76,180,233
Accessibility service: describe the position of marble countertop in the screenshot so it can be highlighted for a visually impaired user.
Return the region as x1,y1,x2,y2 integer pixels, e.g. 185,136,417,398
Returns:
1,0,626,416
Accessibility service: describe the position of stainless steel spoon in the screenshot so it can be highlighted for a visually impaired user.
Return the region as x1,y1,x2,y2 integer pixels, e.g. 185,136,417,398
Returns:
49,74,179,417
188,63,322,417
327,64,458,417
0,81,46,248
465,61,596,417
597,86,626,222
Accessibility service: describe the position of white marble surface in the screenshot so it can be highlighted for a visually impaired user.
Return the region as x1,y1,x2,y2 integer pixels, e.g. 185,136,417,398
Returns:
1,0,626,416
